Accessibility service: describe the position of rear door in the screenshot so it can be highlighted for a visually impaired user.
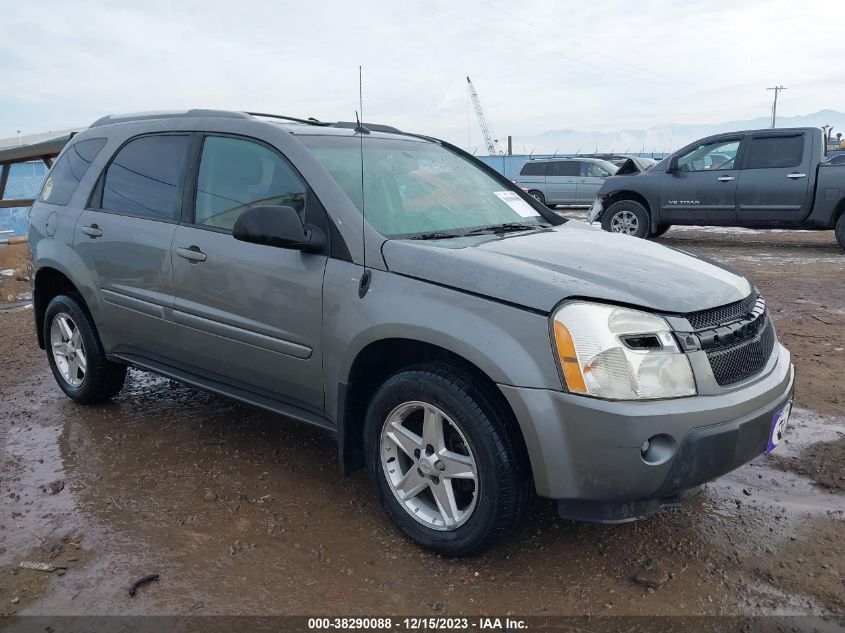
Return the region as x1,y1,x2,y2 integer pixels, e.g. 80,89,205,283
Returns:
75,133,190,359
660,136,743,224
171,134,327,410
736,132,811,225
545,160,579,205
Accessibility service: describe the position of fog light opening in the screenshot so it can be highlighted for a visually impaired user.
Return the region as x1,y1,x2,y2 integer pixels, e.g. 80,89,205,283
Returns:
640,434,675,466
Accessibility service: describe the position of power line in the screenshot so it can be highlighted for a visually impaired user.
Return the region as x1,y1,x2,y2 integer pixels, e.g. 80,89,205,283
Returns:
766,85,787,128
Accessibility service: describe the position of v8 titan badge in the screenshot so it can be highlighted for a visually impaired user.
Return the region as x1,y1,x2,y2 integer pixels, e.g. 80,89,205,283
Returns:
767,400,792,454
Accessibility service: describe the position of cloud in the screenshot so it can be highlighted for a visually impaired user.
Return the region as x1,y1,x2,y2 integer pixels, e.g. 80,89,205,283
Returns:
1,0,842,149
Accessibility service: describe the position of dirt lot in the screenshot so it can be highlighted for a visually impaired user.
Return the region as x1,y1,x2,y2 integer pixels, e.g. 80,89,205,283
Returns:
0,226,843,621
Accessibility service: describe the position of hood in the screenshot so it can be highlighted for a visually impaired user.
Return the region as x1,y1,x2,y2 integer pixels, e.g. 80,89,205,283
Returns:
615,157,656,175
382,222,751,314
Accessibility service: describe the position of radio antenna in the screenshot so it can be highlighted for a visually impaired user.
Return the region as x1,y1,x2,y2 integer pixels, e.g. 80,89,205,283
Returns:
358,65,367,271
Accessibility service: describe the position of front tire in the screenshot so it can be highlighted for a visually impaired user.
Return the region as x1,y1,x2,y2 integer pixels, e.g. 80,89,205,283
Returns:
44,294,127,404
836,213,845,251
364,364,530,556
601,200,650,238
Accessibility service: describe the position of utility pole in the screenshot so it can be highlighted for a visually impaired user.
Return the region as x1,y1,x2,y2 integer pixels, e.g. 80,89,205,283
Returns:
766,86,787,128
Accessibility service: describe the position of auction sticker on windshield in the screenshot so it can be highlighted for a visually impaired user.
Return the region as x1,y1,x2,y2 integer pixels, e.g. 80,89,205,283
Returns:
494,191,541,217
766,400,792,454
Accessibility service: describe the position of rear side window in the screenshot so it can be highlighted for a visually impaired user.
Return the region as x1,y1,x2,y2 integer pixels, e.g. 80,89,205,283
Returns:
549,161,580,177
747,135,804,169
101,135,190,221
39,138,106,206
194,136,306,232
519,162,547,176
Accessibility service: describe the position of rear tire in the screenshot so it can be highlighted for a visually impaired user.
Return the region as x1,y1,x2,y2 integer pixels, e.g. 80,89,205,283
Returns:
44,294,127,404
363,363,530,556
836,213,845,251
601,200,650,238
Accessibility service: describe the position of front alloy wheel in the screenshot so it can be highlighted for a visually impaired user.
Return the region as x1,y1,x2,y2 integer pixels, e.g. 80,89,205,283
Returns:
380,401,478,530
610,210,639,235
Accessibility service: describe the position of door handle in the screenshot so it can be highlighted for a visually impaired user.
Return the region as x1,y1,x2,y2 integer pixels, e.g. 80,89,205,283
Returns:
81,224,103,238
176,246,207,262
717,176,735,182
786,173,807,179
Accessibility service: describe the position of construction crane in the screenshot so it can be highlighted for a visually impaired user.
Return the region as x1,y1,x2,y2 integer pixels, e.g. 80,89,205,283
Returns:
466,76,498,155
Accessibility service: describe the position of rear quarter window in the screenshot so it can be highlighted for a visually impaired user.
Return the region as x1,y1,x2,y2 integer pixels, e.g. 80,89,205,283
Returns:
39,138,107,206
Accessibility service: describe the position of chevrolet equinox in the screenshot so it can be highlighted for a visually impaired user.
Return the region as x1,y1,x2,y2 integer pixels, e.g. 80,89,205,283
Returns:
28,110,795,555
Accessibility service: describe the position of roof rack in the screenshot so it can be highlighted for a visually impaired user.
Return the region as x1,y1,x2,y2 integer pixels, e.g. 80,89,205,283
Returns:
90,109,251,127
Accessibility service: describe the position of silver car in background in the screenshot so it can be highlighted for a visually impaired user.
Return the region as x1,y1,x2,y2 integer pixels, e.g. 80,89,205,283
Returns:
514,157,618,207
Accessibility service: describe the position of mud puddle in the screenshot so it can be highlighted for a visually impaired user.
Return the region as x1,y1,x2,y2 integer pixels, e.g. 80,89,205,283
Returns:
1,362,842,617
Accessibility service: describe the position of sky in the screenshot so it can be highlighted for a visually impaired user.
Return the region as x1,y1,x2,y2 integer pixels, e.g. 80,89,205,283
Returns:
1,0,843,151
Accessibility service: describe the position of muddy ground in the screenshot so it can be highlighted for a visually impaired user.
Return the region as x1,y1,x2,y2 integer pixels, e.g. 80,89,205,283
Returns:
0,225,843,621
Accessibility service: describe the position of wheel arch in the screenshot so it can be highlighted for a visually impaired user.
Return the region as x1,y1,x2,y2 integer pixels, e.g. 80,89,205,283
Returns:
336,338,531,485
33,266,84,349
603,190,652,216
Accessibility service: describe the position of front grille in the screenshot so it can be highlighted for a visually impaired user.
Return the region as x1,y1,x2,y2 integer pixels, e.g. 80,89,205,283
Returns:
686,291,759,330
705,316,776,386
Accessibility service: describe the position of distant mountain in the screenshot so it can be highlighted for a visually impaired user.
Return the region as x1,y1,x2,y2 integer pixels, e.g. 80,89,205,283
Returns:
511,109,845,156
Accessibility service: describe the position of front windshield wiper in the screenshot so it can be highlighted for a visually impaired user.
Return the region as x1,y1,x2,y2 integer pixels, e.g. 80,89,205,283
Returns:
408,231,461,240
464,222,546,236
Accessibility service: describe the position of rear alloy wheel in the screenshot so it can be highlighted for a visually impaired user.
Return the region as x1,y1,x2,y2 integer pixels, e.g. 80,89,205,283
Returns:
364,364,530,556
836,213,845,251
601,200,650,238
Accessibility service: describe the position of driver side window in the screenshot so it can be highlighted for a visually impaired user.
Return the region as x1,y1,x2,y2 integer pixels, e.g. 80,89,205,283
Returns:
194,136,306,232
677,139,740,172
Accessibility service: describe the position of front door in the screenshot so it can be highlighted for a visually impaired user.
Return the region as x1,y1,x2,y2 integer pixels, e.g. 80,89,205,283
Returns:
545,160,579,205
171,135,327,411
736,132,811,225
576,161,611,204
74,133,191,360
660,137,743,224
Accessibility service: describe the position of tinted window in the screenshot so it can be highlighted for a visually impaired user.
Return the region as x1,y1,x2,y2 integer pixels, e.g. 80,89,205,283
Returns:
519,162,547,176
39,138,106,206
549,161,580,177
677,139,740,171
194,136,306,231
747,135,804,169
101,135,190,221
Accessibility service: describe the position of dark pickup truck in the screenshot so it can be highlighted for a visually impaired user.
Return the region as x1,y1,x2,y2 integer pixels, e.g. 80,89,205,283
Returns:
589,127,845,249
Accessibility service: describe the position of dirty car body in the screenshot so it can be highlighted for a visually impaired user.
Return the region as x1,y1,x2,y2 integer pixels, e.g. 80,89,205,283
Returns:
28,110,794,555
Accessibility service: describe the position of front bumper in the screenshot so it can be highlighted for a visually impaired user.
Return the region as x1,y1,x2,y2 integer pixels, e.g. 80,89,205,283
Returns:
499,343,794,505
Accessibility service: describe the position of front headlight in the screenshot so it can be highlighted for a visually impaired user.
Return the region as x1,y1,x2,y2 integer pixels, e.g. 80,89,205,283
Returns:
552,301,696,400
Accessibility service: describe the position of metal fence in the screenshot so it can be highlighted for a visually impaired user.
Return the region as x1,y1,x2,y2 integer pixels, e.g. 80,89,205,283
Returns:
0,161,48,237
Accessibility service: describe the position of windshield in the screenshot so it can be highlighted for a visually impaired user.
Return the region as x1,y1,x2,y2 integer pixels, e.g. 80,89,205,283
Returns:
299,135,548,237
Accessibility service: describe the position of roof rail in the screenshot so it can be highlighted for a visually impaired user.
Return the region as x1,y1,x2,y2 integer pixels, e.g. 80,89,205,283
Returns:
90,109,251,128
245,112,332,127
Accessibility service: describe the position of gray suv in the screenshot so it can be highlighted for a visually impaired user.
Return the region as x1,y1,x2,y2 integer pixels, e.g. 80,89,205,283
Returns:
29,110,794,555
514,157,617,207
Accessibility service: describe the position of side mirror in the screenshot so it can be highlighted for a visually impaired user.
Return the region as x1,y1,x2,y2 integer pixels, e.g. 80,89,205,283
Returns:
666,156,679,173
232,205,326,253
